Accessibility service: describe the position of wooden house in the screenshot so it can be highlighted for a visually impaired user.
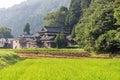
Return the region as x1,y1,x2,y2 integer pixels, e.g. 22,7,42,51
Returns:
12,26,68,48
36,26,68,48
13,39,21,49
12,34,38,49
0,34,14,48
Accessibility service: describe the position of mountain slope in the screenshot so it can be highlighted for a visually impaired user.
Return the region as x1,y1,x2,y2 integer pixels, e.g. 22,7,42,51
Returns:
0,0,71,36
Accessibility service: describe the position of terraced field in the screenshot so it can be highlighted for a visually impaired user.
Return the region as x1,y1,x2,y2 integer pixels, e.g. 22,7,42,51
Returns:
0,58,120,80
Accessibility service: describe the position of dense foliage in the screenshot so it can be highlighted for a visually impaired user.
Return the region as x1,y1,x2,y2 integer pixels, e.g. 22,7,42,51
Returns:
75,0,120,53
95,30,120,53
45,0,120,53
44,6,68,29
55,33,67,48
66,0,91,32
44,0,91,33
0,27,13,38
24,23,30,34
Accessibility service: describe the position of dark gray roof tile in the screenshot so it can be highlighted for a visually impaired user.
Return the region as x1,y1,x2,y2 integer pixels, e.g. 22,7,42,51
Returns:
41,36,55,41
41,26,66,33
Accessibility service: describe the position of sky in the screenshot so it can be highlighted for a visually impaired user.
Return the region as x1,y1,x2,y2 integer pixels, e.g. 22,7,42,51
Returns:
0,0,26,8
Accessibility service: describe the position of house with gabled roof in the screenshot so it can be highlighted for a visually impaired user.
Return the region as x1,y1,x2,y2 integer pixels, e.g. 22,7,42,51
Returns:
13,34,39,48
12,26,68,48
36,26,68,48
0,34,14,48
40,26,67,33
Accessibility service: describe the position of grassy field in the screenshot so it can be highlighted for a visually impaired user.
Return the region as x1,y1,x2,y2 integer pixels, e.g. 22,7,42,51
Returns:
0,51,21,69
0,58,120,80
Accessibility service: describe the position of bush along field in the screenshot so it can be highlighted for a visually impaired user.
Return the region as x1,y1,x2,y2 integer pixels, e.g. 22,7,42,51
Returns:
0,51,22,69
0,58,120,80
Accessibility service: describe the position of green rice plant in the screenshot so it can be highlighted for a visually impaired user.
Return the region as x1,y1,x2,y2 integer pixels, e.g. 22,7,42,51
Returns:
0,58,120,80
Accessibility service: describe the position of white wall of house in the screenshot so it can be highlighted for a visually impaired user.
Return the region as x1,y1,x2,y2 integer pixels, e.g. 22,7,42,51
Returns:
0,38,6,47
13,40,21,49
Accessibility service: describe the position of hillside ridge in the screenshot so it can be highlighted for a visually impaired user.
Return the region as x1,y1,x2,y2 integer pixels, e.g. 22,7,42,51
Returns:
0,0,71,36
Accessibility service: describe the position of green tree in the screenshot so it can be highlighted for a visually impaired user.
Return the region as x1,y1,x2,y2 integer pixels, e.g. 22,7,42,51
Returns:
44,6,68,29
24,23,30,34
59,33,67,48
114,6,120,25
66,0,91,33
55,33,67,48
71,26,76,38
95,30,120,53
90,8,116,39
75,0,120,52
55,34,61,48
0,27,13,38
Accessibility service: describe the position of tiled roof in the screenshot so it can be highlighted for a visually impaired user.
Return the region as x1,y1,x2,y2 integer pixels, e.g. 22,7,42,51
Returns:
41,36,55,41
32,33,40,37
19,34,34,38
41,26,67,33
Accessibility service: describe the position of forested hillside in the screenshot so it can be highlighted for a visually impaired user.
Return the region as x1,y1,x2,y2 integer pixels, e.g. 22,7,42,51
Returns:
44,0,91,32
45,0,120,53
0,0,71,36
75,0,120,53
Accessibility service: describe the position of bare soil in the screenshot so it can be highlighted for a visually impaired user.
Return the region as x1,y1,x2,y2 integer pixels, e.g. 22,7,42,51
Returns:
16,51,120,59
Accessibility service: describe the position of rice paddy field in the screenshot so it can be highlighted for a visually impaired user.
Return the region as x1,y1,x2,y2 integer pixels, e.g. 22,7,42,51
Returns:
0,58,120,80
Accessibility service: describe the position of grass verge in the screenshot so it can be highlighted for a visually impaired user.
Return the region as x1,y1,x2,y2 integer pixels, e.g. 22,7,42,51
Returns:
0,51,22,69
13,48,91,58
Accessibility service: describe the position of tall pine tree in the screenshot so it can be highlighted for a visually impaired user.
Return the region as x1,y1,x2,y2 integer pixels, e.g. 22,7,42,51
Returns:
24,23,30,34
65,0,91,33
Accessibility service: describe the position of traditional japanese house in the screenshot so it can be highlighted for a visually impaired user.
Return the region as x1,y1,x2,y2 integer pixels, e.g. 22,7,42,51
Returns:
12,26,68,48
36,26,68,48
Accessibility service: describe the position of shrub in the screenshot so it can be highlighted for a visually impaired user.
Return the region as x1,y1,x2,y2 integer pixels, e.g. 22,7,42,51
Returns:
95,30,120,54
